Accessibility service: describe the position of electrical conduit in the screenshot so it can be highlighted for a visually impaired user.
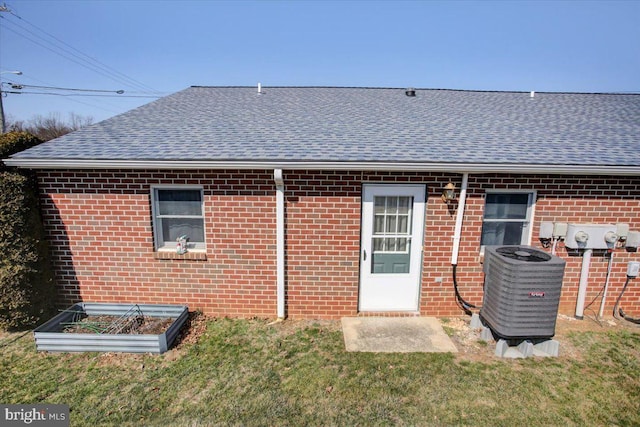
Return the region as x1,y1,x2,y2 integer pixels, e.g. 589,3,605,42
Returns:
451,173,469,266
598,250,614,319
450,173,478,313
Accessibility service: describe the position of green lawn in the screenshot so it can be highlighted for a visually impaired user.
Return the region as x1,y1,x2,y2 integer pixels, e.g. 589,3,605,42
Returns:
1,317,639,426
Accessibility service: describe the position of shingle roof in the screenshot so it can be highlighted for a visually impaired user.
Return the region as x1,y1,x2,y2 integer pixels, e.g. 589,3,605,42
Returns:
8,86,640,169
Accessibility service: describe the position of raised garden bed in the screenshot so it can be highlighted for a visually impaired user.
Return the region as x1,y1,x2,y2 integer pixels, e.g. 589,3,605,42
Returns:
34,303,189,354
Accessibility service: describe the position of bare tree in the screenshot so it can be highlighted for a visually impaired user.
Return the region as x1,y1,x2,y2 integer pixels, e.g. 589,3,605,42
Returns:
6,113,93,142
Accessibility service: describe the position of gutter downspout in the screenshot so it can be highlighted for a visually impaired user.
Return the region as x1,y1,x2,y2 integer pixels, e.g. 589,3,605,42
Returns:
274,169,286,319
451,173,469,265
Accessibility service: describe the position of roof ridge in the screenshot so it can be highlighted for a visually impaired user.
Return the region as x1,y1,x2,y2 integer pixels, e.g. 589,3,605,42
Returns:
188,85,640,96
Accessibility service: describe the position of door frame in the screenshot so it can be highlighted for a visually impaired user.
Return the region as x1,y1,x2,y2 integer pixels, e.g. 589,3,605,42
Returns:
358,183,426,312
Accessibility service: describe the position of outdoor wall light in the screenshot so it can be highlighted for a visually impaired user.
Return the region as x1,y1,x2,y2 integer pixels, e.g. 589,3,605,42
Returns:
441,182,457,203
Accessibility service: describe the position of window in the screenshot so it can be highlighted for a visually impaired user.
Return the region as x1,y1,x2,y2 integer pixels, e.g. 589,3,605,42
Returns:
151,187,205,251
480,192,534,247
371,196,413,274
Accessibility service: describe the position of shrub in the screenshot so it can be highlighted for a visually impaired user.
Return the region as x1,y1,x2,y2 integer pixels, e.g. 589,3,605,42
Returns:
0,131,42,162
0,132,56,330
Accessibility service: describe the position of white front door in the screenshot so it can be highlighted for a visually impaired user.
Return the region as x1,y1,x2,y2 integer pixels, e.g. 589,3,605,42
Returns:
359,184,426,312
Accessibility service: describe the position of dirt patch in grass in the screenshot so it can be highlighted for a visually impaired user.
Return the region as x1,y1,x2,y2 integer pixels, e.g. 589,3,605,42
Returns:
94,351,147,369
444,312,640,362
264,318,341,337
80,312,209,366
173,311,208,348
62,315,175,335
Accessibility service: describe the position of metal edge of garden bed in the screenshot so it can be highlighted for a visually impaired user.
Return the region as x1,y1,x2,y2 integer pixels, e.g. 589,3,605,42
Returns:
33,303,189,354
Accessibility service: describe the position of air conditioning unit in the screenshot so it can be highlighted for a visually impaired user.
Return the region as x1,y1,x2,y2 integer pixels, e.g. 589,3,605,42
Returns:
481,245,566,341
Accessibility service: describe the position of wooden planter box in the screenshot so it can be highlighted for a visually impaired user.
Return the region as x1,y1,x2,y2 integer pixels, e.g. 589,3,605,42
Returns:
34,303,189,354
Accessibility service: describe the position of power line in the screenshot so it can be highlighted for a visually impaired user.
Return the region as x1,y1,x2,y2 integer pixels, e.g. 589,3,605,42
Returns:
0,3,164,121
3,4,161,94
7,9,162,94
0,6,161,94
0,17,158,94
5,72,125,115
5,82,125,94
5,90,160,98
16,76,166,95
0,19,133,88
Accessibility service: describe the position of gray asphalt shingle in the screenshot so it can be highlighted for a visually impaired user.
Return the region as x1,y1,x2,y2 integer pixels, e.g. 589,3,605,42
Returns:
10,86,640,166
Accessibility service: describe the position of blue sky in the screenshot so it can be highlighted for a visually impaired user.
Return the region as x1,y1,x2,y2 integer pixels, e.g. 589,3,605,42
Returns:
1,0,639,123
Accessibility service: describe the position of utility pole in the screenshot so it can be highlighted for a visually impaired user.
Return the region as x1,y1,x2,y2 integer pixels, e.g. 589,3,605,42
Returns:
0,83,4,134
0,71,22,133
1,3,16,133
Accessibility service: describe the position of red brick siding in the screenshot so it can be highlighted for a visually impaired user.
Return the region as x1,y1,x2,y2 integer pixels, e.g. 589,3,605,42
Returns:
38,170,277,318
284,171,458,318
37,170,640,319
457,174,640,317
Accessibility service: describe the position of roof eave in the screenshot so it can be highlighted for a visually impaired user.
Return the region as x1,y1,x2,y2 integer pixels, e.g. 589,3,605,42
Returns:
4,158,640,176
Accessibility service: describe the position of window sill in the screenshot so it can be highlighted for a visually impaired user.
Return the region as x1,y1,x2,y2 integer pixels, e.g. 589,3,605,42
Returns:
154,250,207,261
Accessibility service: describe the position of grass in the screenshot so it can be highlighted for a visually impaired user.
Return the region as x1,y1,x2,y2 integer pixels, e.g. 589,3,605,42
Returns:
0,318,639,426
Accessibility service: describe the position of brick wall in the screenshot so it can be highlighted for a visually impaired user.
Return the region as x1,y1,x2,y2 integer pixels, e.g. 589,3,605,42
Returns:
38,170,277,318
284,170,457,318
37,170,640,319
457,174,640,318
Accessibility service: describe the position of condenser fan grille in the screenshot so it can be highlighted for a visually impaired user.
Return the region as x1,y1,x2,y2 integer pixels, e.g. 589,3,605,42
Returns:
496,246,551,262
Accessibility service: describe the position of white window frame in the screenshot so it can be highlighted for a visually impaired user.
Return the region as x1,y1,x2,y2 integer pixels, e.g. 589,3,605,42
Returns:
151,185,206,252
480,190,536,252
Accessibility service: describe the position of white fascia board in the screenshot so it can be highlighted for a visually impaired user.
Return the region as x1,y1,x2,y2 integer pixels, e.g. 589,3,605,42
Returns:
3,158,640,176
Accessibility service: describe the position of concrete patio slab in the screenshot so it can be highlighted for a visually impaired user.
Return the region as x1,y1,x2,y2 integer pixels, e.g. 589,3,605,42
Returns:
341,317,458,353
